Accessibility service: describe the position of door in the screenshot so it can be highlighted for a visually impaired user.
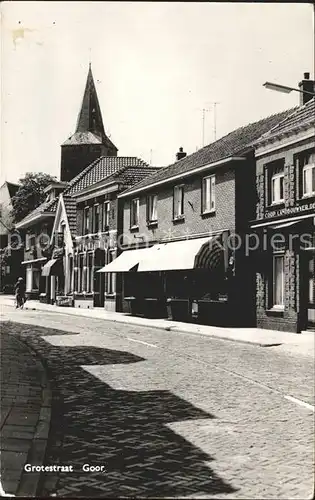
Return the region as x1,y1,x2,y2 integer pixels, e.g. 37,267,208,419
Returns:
307,254,315,330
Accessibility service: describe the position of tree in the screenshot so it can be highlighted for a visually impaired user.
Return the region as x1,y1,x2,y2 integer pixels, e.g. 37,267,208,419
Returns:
11,172,57,223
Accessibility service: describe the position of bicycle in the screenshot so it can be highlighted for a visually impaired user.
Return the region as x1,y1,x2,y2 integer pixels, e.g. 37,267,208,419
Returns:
15,294,25,309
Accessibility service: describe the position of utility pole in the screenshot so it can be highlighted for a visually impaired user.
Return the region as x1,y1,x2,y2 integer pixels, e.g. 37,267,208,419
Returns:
150,149,153,165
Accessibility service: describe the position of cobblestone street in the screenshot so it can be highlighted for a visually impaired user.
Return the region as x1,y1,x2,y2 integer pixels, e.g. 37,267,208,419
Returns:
0,305,314,499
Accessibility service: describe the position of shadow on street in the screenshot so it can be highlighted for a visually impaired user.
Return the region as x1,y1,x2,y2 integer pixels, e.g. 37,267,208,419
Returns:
1,321,238,498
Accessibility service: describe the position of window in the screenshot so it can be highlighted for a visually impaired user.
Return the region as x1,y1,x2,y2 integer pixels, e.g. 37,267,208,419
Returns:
86,252,93,293
84,207,90,234
105,251,116,295
93,204,100,233
78,254,84,292
202,175,216,213
26,233,35,250
103,202,110,231
271,172,284,204
147,195,158,222
302,155,315,197
173,185,184,219
273,254,284,308
130,198,139,227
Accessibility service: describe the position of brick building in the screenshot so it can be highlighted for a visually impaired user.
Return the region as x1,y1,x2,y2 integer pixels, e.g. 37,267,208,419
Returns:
72,159,160,310
102,109,294,326
251,86,315,332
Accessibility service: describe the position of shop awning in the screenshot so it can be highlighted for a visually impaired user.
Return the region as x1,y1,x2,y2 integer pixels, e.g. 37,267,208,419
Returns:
41,259,62,277
271,220,301,229
137,236,222,272
22,257,47,265
97,247,155,273
251,213,315,229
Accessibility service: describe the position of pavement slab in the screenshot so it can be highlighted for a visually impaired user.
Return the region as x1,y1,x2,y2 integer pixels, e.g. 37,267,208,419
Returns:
0,332,51,496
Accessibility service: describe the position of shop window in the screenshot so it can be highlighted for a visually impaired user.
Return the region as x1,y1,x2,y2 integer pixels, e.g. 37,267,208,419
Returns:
78,253,84,292
103,201,110,231
93,204,100,233
147,195,158,222
106,251,116,294
173,185,184,219
130,198,139,227
202,175,216,213
68,255,73,293
26,266,32,292
86,252,93,293
74,267,78,293
33,268,40,291
272,254,284,308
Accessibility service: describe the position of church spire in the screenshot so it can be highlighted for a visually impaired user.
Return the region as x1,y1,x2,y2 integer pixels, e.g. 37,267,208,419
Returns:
75,65,106,140
60,64,118,183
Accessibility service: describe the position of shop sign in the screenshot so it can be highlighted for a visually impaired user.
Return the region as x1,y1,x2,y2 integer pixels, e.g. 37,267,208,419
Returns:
265,201,315,219
56,295,73,307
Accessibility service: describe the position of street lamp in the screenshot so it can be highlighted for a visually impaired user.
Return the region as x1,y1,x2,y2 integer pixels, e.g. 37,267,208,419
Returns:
263,81,315,97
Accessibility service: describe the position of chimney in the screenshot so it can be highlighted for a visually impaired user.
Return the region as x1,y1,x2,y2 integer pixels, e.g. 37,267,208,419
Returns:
176,147,187,161
298,72,315,106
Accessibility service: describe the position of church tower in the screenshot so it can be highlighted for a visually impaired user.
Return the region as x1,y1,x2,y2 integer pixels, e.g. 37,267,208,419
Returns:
60,64,118,182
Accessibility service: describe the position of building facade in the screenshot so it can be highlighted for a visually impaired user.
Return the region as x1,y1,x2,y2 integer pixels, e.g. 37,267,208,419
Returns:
251,95,315,333
72,160,160,310
0,181,23,292
105,107,295,327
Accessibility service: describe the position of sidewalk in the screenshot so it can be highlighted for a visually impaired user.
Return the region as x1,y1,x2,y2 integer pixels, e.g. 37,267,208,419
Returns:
1,295,314,357
0,332,51,497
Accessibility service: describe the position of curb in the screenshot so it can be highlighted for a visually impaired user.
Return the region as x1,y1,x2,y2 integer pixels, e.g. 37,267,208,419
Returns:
14,339,52,498
3,298,308,350
20,302,281,349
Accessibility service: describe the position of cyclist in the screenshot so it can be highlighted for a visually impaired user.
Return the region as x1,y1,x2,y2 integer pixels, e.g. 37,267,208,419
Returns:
14,277,26,309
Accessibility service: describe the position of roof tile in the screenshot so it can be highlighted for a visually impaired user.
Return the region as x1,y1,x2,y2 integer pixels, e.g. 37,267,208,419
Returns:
120,107,297,197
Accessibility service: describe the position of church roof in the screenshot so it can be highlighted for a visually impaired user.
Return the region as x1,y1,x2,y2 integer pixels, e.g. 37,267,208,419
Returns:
62,65,117,149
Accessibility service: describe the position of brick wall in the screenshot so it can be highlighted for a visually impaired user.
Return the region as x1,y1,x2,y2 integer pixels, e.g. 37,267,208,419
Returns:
76,195,118,236
254,137,315,333
121,164,238,246
60,143,117,182
256,139,315,219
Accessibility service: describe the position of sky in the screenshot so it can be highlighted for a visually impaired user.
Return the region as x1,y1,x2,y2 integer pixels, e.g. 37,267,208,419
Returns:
1,1,314,185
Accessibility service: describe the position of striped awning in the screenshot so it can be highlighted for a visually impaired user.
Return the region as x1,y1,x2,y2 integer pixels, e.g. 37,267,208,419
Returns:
97,247,155,273
137,236,224,272
41,258,63,277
